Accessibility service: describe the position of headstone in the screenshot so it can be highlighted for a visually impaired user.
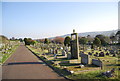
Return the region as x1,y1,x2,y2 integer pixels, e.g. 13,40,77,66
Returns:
79,51,84,57
70,71,74,74
110,50,114,54
79,64,85,68
92,59,102,67
106,52,109,56
99,52,105,57
62,50,66,56
53,48,55,54
67,53,71,59
112,54,116,57
94,54,97,57
60,47,63,50
70,29,79,59
54,54,57,59
88,52,92,55
92,51,94,54
115,51,118,54
50,49,53,54
81,54,90,65
55,49,58,54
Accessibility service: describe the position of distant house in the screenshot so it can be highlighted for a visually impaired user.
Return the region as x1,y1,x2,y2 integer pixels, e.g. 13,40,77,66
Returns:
115,30,120,44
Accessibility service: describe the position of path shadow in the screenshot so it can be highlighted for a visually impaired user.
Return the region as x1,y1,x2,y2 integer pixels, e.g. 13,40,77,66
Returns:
7,62,44,65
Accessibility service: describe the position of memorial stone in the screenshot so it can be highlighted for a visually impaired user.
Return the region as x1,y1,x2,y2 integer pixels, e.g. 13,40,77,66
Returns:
70,29,79,59
54,54,57,59
99,52,105,57
106,52,109,56
67,53,71,59
62,50,66,56
92,59,102,67
81,54,90,65
88,52,92,55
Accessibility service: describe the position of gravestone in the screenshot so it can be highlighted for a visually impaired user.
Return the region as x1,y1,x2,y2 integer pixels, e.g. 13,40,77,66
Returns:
70,29,79,59
92,59,102,67
106,52,109,56
99,52,105,57
112,54,117,57
62,50,66,56
67,53,71,59
79,51,84,57
81,54,90,65
94,52,98,57
54,54,57,59
110,50,114,54
50,49,53,54
79,64,85,68
53,48,55,54
88,52,92,55
55,49,58,54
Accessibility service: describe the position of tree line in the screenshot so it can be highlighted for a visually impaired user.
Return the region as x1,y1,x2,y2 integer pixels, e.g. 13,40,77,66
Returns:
18,33,119,46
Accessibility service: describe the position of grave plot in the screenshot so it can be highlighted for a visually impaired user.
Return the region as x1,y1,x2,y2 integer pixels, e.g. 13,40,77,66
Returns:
1,41,20,64
27,30,120,79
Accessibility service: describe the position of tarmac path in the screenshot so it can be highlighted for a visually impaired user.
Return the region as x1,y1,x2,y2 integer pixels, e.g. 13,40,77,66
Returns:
2,44,65,79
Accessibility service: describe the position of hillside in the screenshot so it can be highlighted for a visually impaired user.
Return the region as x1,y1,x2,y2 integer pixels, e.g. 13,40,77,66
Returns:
55,30,118,38
0,35,9,44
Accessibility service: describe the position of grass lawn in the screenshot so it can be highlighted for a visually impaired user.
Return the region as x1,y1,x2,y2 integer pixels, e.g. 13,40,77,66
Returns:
67,70,119,80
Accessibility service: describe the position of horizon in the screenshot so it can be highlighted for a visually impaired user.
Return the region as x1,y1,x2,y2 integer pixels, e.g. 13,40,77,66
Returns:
1,29,118,39
1,2,118,39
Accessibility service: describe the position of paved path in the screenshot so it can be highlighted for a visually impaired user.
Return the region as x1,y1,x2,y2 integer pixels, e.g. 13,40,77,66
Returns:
2,44,65,79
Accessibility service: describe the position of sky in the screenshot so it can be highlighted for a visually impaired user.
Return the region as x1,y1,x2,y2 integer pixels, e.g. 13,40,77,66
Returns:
1,1,119,39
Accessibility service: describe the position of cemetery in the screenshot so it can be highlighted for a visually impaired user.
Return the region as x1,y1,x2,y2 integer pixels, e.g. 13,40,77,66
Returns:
0,40,20,64
27,30,120,80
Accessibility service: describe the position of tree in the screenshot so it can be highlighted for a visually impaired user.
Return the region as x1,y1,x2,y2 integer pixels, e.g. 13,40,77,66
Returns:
24,38,29,45
44,38,49,44
53,37,64,44
24,38,35,45
19,38,23,42
96,34,108,46
79,37,88,51
64,36,71,46
93,37,101,47
87,35,94,45
110,36,117,44
79,37,88,45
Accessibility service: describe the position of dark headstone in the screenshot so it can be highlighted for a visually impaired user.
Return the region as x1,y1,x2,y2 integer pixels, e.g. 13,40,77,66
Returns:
94,54,98,57
99,49,102,51
112,54,116,57
118,68,120,70
106,52,109,56
55,49,58,54
99,52,105,57
88,52,92,55
96,52,98,54
110,50,114,54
